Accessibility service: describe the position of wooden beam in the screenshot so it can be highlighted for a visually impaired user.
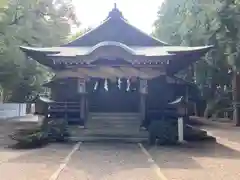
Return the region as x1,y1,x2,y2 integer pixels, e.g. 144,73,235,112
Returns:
54,66,166,80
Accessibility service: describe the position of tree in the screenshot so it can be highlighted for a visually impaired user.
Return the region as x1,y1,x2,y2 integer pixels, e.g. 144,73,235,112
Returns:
0,0,79,102
68,27,92,41
153,0,240,124
0,0,7,8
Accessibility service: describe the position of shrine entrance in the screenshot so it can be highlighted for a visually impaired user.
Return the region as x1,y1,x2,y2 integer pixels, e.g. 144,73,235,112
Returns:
87,78,140,112
21,4,213,141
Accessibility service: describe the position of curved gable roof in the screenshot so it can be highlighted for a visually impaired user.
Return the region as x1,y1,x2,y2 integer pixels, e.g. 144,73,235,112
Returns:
63,16,168,47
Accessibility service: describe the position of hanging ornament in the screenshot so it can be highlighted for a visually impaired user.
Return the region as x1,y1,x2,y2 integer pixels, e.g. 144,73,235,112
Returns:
93,81,98,91
127,79,130,91
106,79,112,91
118,78,122,89
104,79,108,91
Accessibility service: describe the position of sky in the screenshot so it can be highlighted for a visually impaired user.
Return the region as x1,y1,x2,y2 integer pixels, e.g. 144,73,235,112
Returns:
71,0,165,34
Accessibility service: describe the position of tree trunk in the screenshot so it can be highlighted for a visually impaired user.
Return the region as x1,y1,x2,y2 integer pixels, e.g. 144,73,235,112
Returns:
232,72,240,126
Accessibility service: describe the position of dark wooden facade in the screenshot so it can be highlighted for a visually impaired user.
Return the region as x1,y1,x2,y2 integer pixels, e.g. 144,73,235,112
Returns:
20,5,212,132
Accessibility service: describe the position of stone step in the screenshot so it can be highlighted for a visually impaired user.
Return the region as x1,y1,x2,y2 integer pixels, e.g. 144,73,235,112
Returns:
87,114,142,126
85,126,141,130
89,113,140,117
86,124,141,128
86,124,141,129
87,120,142,124
70,136,148,143
86,120,141,125
86,123,142,130
70,127,148,138
85,112,143,135
86,122,142,128
89,116,139,120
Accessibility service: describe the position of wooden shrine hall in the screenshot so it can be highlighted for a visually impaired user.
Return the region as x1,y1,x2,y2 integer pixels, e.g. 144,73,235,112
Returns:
20,4,213,143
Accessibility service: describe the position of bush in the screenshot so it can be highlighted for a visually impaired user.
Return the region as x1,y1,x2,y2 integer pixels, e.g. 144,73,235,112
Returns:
148,118,216,145
9,118,70,149
148,119,178,145
41,118,70,142
9,128,48,149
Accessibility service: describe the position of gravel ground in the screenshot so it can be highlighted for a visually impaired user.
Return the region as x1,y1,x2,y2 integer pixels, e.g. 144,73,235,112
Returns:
1,117,240,180
147,142,240,180
58,143,160,180
3,140,240,180
0,144,73,180
147,125,240,180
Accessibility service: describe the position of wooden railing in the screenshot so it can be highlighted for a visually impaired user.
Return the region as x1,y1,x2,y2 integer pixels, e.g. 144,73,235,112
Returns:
47,102,83,125
48,102,81,113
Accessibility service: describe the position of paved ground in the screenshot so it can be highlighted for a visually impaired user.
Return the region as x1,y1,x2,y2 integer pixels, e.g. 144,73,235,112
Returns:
58,143,161,180
0,144,73,180
1,117,240,180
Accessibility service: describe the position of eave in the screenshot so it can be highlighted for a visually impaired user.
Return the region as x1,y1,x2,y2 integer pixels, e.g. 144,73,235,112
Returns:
166,45,214,75
20,44,213,73
20,46,56,68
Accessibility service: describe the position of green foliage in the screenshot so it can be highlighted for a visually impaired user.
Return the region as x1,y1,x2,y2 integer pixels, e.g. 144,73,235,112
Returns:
68,27,92,42
0,0,79,102
153,0,240,117
149,120,178,145
9,127,48,149
148,119,215,145
9,118,70,149
41,118,70,142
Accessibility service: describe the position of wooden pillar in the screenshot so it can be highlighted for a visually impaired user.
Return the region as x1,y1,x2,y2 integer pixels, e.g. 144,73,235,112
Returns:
80,94,85,120
140,93,146,121
178,117,184,142
85,94,88,120
185,86,189,115
177,103,187,143
78,78,87,125
139,79,147,122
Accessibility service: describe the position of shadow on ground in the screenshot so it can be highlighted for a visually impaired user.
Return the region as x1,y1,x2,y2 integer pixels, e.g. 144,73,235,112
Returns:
145,141,240,170
3,143,72,164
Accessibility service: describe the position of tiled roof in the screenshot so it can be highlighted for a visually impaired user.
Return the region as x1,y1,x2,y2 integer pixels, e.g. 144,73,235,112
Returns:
19,5,213,74
20,44,213,57
61,11,168,47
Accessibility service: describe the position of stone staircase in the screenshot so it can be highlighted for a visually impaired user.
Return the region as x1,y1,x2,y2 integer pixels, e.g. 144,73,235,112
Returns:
70,112,148,141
